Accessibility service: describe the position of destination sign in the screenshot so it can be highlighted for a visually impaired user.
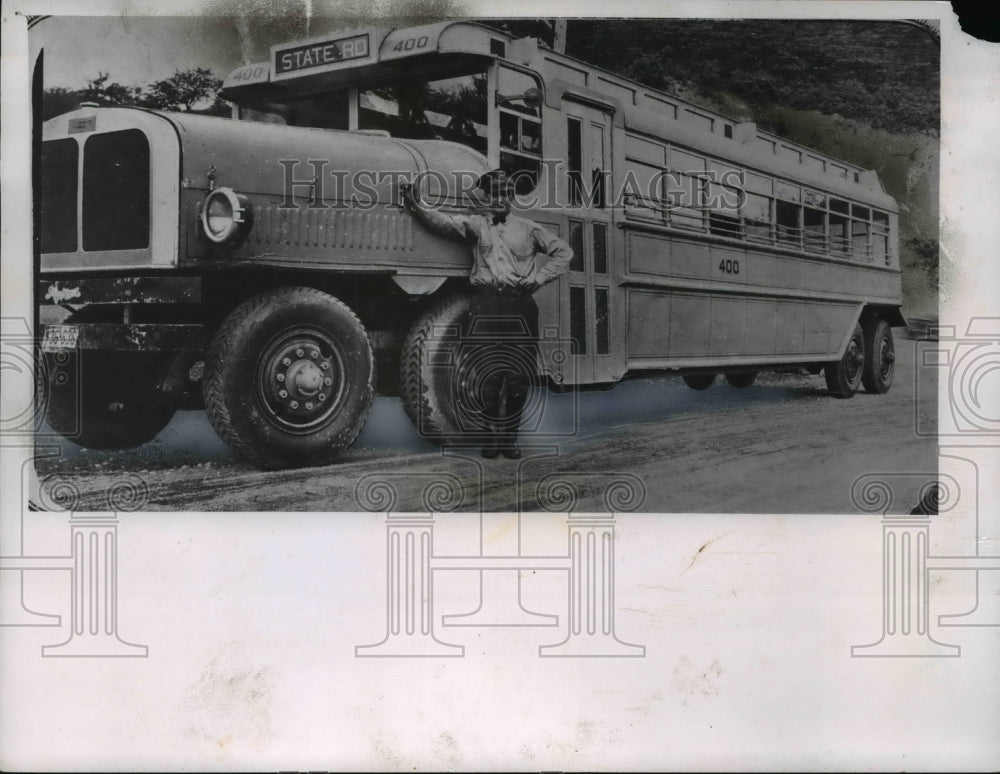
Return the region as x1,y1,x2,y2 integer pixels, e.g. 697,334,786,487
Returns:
273,32,372,77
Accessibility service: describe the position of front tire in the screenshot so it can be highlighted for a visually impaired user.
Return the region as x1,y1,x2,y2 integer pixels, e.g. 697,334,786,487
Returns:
861,319,895,394
824,322,865,398
203,287,374,469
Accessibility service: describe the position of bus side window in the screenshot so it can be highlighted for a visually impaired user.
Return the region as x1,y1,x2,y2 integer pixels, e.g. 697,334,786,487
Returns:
568,117,582,207
497,65,543,196
852,204,871,262
742,192,772,243
829,198,851,256
872,210,890,265
667,148,706,230
775,200,801,245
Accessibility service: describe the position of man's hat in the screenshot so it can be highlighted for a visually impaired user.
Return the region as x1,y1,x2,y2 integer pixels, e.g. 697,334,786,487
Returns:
476,169,514,194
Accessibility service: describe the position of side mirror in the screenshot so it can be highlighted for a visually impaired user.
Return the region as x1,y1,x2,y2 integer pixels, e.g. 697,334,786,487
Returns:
495,87,543,110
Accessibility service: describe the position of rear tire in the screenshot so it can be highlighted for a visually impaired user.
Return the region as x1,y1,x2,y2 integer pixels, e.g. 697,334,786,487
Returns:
824,323,865,398
682,373,716,391
400,293,489,444
203,287,374,470
861,319,895,394
725,372,757,389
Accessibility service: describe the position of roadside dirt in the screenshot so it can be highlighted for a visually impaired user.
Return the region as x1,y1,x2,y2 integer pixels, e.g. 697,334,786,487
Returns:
33,336,936,513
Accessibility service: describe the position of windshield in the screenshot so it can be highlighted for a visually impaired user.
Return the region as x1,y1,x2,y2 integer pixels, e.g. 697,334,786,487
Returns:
235,67,489,156
359,69,488,154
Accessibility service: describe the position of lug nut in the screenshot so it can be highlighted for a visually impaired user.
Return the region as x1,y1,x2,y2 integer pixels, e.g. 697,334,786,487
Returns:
318,393,326,401
290,400,299,409
276,373,285,382
324,377,332,385
296,348,304,357
305,401,314,410
310,350,318,359
283,357,291,366
320,362,329,370
278,389,288,398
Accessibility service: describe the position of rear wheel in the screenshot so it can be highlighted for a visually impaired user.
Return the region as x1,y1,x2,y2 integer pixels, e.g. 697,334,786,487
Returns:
725,372,757,389
400,293,490,444
862,319,895,394
682,373,716,391
824,323,865,398
203,287,374,469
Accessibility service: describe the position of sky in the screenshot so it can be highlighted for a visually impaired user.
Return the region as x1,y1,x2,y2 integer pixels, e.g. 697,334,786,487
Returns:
31,16,305,90
27,0,468,91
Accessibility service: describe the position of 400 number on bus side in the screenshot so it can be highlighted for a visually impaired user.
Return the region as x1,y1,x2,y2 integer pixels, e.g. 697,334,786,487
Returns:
716,257,743,277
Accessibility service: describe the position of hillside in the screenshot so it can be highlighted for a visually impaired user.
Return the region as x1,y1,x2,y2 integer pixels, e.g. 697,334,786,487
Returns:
554,19,940,316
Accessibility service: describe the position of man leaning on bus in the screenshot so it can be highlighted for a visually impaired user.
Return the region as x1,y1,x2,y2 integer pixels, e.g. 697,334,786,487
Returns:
401,170,573,459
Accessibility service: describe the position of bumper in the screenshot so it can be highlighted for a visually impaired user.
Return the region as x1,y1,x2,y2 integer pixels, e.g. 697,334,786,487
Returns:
38,274,203,352
40,322,203,352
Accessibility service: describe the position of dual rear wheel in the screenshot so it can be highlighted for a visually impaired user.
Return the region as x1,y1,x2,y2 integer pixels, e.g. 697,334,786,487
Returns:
824,318,895,398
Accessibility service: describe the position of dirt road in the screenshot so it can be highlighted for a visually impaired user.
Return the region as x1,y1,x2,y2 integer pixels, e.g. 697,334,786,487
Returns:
34,335,937,513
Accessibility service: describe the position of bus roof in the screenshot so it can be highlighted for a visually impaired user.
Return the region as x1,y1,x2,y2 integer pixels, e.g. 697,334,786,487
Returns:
221,20,890,203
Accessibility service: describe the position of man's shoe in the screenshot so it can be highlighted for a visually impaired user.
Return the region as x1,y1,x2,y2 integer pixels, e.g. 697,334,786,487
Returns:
501,441,521,459
481,439,501,459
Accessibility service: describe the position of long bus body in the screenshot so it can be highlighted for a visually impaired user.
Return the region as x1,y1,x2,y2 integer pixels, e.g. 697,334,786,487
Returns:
37,20,902,468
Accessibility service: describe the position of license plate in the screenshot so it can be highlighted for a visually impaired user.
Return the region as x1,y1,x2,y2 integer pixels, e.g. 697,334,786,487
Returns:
41,325,79,352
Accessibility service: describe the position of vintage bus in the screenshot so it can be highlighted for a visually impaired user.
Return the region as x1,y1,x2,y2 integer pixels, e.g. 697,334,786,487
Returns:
37,20,903,468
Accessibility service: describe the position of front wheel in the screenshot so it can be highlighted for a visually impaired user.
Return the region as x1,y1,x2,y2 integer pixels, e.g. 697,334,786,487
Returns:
862,319,895,394
824,323,865,398
203,287,374,470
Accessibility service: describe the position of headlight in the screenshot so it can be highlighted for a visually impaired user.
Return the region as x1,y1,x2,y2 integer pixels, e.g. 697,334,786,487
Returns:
201,187,254,247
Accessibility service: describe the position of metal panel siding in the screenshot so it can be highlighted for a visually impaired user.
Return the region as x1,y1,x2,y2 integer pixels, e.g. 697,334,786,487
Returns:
776,302,804,354
626,288,857,362
625,290,668,358
710,297,746,356
627,232,669,275
803,304,832,353
668,294,709,357
745,299,778,355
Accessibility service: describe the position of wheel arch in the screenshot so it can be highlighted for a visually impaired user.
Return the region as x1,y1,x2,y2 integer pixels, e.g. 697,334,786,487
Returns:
862,304,906,329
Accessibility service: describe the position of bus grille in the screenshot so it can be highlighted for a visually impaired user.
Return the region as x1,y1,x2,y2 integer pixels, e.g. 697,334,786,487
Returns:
41,128,151,254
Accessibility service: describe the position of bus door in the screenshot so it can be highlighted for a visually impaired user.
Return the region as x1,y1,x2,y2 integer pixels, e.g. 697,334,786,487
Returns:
563,100,617,385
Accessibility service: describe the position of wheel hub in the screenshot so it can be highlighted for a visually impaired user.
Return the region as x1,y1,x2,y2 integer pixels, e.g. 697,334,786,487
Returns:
259,333,344,432
880,340,896,378
287,360,324,396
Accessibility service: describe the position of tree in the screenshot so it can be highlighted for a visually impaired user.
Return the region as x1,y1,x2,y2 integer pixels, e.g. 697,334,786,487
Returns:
142,68,225,113
80,72,143,107
42,86,83,120
42,68,228,120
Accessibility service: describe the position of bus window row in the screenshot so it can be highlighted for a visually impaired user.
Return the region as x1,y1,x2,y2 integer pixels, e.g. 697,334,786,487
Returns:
621,137,893,267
